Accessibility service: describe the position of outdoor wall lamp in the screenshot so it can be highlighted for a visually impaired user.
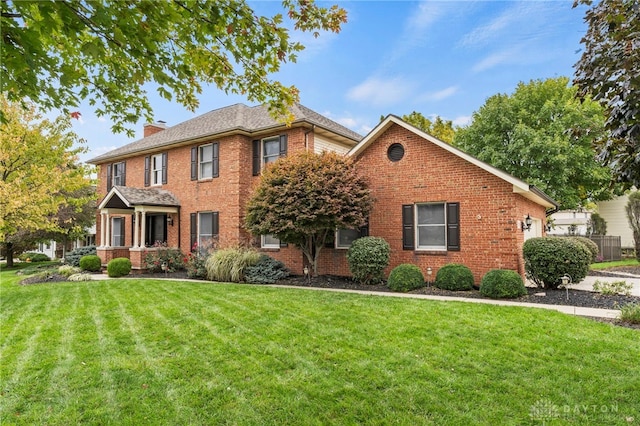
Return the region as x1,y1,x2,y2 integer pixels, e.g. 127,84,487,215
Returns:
167,215,174,226
426,267,433,287
521,214,532,232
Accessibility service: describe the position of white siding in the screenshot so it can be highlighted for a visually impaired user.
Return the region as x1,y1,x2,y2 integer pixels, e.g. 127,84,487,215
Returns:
314,136,352,155
597,194,634,248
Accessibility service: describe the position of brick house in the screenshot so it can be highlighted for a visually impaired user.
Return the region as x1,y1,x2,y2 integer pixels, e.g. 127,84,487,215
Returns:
89,103,557,283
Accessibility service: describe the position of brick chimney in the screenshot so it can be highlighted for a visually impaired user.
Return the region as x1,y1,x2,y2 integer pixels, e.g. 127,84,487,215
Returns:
143,120,167,137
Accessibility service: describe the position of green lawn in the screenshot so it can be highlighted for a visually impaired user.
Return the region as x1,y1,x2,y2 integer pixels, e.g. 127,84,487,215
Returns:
591,259,639,270
1,267,639,425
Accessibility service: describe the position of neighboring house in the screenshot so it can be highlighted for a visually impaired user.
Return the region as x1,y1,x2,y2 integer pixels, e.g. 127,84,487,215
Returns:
32,225,97,259
547,210,591,237
88,103,557,283
597,193,635,249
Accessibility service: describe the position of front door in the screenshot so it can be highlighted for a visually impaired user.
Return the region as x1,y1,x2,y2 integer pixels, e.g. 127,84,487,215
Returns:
146,214,167,246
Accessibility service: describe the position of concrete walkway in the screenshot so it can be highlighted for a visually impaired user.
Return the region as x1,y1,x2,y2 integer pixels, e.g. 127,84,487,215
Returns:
570,274,640,297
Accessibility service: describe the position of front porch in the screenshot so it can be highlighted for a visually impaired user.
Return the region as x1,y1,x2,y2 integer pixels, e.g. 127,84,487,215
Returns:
96,186,181,270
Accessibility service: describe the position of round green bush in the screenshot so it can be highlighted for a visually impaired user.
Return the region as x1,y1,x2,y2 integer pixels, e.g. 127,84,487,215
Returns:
523,237,591,289
245,255,290,284
387,264,425,292
434,263,474,291
107,257,132,277
480,269,526,299
346,236,391,285
569,237,599,262
65,245,97,267
79,254,102,272
19,252,51,262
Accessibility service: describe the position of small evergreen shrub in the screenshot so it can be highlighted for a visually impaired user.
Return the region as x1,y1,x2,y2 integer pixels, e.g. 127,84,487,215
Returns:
620,303,640,324
434,263,474,291
244,255,290,284
67,273,94,282
387,264,425,292
79,255,102,272
205,247,261,282
570,237,599,263
107,258,131,277
18,252,51,262
58,265,82,277
480,269,526,299
523,237,591,289
144,247,185,273
593,280,632,296
346,237,391,285
65,246,97,267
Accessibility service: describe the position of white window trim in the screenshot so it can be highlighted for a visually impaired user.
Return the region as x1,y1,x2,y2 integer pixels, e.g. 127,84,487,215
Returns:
415,203,447,251
151,154,163,186
335,228,360,249
262,136,280,167
112,162,125,186
199,143,213,180
261,234,281,249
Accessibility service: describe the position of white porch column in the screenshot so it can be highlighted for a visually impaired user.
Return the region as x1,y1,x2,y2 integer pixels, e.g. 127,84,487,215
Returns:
104,213,111,247
140,211,147,248
100,213,106,247
133,211,140,248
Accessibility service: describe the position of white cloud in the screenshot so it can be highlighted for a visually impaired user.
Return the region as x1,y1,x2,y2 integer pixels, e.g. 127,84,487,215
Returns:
322,111,373,136
471,47,520,73
452,115,472,127
420,86,459,102
346,76,414,107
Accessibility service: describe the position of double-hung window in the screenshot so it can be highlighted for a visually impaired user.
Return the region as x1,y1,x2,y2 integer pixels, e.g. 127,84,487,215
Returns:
107,161,126,190
111,217,125,247
261,234,281,249
252,135,288,175
190,143,219,180
403,202,460,251
145,153,167,186
335,224,369,249
190,211,219,251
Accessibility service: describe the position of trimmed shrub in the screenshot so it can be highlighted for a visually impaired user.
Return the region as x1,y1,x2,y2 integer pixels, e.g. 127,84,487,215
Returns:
79,255,102,272
620,303,640,324
387,264,425,292
435,263,474,291
65,246,96,267
67,273,94,282
480,269,526,299
523,237,591,289
245,255,290,284
346,237,391,285
205,247,261,282
18,252,51,262
107,258,131,278
570,237,599,263
58,265,82,277
144,247,185,273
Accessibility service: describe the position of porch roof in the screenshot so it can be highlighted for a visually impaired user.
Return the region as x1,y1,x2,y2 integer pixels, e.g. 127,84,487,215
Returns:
98,186,180,210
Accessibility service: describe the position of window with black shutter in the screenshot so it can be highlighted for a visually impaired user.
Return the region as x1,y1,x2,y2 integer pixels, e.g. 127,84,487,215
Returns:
402,202,461,251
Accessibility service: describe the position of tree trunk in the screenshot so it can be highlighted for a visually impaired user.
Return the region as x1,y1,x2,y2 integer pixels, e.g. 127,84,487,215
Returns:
5,243,14,268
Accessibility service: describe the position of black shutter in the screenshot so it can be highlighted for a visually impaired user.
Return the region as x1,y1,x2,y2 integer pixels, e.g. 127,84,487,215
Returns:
106,164,113,191
190,213,197,251
162,152,168,184
279,134,288,157
279,239,288,248
121,162,126,186
402,204,414,250
325,231,335,248
212,212,219,237
119,217,125,246
359,222,369,237
212,143,219,178
252,140,261,176
446,202,460,251
191,147,198,180
144,156,150,187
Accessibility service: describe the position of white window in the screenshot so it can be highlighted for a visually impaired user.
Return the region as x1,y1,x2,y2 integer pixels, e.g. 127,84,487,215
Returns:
112,162,125,186
198,212,214,247
261,234,281,249
263,137,280,165
111,217,124,246
151,154,163,185
199,144,213,179
416,203,446,250
336,228,361,249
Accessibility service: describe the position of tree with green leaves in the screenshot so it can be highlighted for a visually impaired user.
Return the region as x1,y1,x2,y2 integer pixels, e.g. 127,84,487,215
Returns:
383,112,456,143
245,151,373,275
626,191,640,262
0,97,93,267
573,0,640,188
454,77,615,209
1,0,347,135
586,212,607,236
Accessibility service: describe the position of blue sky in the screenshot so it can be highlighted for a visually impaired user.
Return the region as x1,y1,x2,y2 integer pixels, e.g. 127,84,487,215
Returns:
72,0,591,163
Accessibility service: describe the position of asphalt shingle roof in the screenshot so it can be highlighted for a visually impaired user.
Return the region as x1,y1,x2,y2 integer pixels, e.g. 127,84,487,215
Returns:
113,186,180,207
88,103,363,164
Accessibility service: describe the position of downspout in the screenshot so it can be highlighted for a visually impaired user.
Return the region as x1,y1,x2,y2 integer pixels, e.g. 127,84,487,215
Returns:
304,125,315,151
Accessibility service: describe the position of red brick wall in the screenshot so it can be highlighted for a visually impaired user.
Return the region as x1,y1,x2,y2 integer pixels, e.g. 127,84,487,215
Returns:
316,124,547,284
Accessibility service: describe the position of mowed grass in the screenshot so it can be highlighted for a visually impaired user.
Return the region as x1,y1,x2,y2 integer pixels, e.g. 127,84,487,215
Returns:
591,259,639,270
1,268,639,425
